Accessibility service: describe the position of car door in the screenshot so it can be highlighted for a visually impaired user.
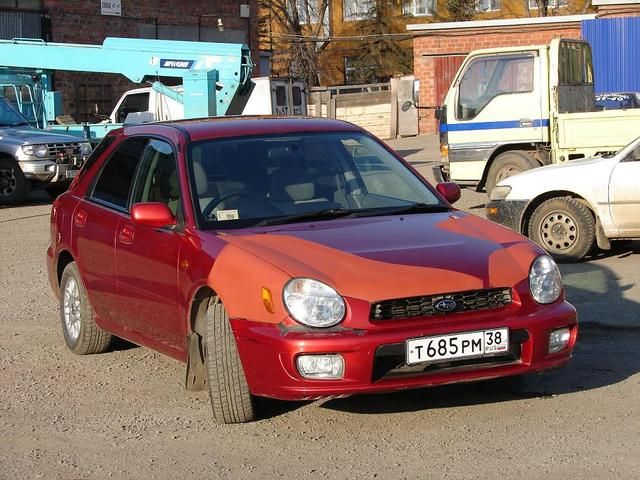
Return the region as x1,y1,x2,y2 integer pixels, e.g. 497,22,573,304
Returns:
73,136,148,326
115,138,184,348
609,145,640,237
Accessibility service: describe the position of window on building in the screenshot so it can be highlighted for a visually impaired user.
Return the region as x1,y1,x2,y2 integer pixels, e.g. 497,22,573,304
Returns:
457,54,534,120
477,0,501,12
528,0,568,9
0,0,42,8
402,0,436,16
293,0,318,24
343,0,375,21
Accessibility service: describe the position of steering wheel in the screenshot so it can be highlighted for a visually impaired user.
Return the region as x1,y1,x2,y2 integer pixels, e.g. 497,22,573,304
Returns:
202,190,264,220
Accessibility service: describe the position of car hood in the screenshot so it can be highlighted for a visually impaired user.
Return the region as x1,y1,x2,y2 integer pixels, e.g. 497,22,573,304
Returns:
500,154,608,184
0,126,83,145
214,212,542,302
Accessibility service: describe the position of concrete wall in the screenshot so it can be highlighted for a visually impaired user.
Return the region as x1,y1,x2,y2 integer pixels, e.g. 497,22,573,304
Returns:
308,87,392,139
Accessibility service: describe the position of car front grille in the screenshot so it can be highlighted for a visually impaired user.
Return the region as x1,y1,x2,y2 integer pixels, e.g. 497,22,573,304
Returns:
47,143,82,158
371,288,513,321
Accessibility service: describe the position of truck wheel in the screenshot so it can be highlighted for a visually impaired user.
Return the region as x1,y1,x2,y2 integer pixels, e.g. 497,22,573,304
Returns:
59,262,112,354
486,151,537,196
0,157,31,205
205,300,256,424
528,197,595,262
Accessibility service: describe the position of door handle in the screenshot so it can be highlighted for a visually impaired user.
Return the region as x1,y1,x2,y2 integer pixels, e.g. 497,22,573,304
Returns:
74,210,87,227
118,225,135,245
519,118,534,128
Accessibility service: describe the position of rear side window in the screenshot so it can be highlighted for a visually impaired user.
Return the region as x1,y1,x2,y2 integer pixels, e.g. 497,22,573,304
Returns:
90,137,148,210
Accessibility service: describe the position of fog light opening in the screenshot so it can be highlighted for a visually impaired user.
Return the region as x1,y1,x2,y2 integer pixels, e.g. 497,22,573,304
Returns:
548,327,571,354
296,354,344,380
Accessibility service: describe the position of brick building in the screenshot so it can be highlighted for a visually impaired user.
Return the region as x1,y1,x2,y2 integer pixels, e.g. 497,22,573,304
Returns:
0,0,259,121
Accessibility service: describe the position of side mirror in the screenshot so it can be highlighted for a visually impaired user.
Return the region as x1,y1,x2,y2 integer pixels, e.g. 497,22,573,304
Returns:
434,106,442,121
436,182,461,204
131,202,177,228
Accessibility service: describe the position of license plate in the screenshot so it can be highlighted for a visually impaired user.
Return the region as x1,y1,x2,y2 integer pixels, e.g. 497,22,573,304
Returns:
65,169,79,179
406,328,509,365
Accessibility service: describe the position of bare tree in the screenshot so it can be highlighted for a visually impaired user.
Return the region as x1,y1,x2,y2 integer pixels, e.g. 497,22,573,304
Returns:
258,0,329,85
446,0,478,21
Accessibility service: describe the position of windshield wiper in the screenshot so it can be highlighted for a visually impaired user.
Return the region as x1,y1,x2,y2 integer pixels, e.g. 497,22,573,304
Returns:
366,203,451,217
257,203,451,227
258,208,358,226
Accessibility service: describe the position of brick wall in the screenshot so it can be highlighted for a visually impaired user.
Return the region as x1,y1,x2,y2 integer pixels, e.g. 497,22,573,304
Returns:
43,0,258,122
413,25,581,134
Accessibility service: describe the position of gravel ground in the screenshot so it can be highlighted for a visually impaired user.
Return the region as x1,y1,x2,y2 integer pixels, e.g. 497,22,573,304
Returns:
1,141,639,479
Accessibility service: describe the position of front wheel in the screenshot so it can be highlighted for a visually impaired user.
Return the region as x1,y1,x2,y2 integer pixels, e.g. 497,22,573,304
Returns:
0,157,31,205
485,151,537,196
528,196,596,262
205,300,257,424
59,262,112,354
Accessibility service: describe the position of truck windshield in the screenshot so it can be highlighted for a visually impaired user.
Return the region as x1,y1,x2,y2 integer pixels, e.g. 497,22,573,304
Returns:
0,97,30,127
457,54,534,120
187,132,446,229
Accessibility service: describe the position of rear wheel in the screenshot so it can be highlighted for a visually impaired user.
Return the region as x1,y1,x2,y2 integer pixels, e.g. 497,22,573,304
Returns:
205,300,256,424
486,151,537,196
59,262,112,354
528,196,596,262
0,157,30,205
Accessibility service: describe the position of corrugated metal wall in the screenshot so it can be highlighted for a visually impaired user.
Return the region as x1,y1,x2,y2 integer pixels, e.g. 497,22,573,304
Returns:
582,17,640,94
0,10,42,40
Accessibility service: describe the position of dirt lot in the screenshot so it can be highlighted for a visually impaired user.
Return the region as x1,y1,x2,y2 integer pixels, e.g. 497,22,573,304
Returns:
1,149,639,479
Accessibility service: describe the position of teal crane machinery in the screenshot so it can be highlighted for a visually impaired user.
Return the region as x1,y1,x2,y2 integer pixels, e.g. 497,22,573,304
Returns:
0,36,252,139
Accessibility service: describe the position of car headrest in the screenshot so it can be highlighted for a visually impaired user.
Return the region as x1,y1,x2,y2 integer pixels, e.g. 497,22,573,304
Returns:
192,162,209,196
270,168,315,202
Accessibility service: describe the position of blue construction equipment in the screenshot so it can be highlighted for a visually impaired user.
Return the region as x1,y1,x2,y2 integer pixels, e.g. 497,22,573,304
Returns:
0,37,252,139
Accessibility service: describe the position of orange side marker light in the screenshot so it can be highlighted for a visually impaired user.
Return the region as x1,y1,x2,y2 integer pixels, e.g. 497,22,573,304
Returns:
262,287,275,313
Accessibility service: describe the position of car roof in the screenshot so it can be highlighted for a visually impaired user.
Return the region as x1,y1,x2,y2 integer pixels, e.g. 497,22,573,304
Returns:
118,116,365,142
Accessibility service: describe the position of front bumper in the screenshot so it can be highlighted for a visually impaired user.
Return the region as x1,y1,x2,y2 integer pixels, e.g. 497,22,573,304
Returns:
20,160,79,183
232,301,577,401
486,199,528,233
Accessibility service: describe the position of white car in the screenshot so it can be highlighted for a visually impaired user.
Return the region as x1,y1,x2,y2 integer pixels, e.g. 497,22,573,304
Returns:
486,136,640,261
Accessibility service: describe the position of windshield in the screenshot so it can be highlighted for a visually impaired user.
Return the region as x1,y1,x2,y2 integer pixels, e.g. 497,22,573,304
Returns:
0,97,30,127
187,132,446,229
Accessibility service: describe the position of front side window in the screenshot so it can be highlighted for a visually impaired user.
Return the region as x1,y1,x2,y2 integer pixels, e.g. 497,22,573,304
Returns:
90,137,148,210
115,92,150,123
457,54,534,120
187,132,445,229
131,139,181,216
402,0,435,16
343,0,375,20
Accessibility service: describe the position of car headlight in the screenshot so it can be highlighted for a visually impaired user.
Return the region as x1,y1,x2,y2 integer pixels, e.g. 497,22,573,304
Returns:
283,278,346,328
529,255,563,304
490,185,512,201
21,144,49,158
79,142,92,155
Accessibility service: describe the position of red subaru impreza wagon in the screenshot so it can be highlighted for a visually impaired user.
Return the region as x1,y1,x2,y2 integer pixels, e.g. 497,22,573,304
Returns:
47,117,577,423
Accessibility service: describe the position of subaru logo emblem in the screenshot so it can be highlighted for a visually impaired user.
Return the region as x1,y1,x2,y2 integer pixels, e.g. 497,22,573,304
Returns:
434,298,457,312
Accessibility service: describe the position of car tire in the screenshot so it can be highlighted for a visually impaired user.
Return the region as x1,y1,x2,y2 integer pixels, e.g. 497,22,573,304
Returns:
528,196,596,262
0,157,31,205
59,262,112,354
205,300,256,424
486,151,537,196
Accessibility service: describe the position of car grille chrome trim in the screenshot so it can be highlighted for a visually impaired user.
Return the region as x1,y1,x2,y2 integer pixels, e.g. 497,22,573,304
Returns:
371,288,513,321
47,143,82,157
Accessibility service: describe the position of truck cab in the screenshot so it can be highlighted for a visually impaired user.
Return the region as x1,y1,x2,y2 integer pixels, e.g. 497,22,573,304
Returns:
437,39,639,195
